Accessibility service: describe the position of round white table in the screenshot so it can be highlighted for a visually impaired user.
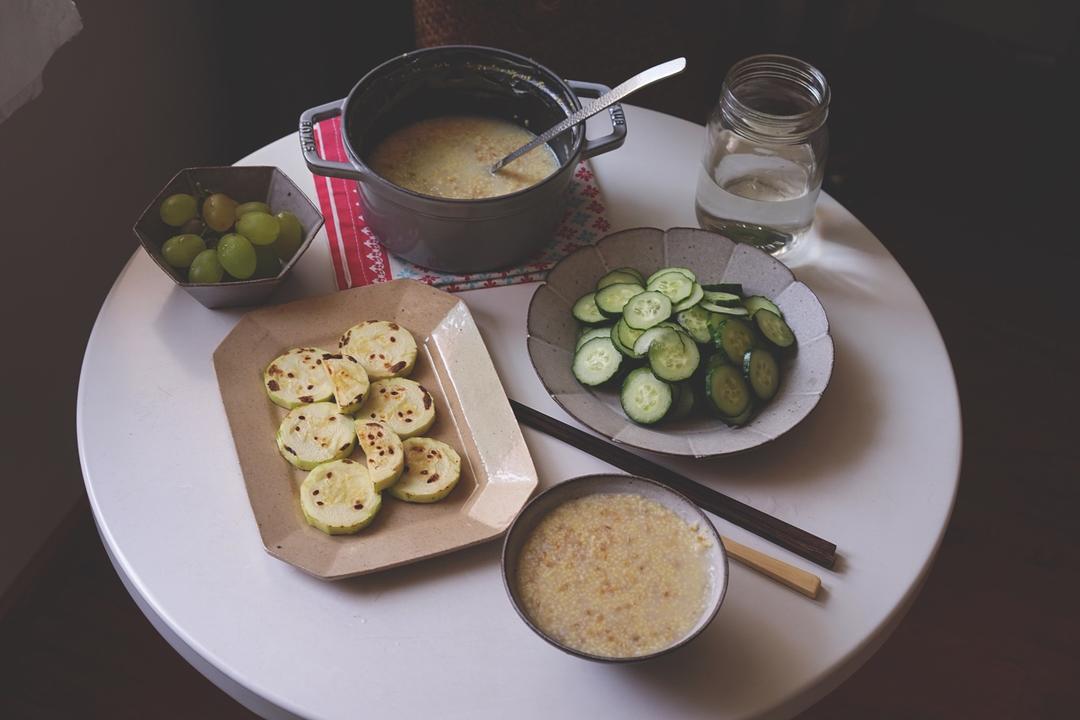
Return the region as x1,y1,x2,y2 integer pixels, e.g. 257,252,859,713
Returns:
77,105,960,719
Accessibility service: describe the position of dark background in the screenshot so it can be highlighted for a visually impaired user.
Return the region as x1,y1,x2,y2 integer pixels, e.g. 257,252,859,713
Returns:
0,0,1077,717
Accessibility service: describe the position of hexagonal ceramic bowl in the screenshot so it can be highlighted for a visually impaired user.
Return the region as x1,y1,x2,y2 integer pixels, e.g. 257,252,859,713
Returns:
133,166,324,308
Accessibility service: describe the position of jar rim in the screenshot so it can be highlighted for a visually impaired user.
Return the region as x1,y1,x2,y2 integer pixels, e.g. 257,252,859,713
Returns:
721,54,830,135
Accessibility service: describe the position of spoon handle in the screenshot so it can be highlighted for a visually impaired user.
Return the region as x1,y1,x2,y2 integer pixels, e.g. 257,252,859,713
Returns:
491,57,687,173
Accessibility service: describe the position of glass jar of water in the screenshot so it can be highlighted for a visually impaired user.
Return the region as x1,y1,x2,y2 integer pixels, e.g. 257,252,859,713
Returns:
695,54,830,257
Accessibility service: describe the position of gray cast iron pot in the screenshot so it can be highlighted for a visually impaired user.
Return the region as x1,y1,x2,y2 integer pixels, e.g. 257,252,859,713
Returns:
299,45,626,273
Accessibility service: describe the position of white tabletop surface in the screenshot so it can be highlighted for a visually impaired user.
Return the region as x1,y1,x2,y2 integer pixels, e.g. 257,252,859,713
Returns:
78,105,961,720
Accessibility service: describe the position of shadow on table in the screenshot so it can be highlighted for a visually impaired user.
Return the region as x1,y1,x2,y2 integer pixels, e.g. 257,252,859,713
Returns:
808,201,894,256
152,284,246,379
318,538,500,600
619,599,806,717
679,328,881,494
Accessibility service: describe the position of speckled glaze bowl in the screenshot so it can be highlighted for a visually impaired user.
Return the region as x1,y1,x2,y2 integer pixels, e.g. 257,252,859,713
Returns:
501,473,728,663
526,227,834,457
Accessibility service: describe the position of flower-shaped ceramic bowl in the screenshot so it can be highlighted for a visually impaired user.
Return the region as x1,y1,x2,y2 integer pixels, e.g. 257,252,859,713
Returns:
526,227,834,457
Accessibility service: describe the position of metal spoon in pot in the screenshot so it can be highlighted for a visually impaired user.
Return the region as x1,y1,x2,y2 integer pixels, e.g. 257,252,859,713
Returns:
490,57,687,174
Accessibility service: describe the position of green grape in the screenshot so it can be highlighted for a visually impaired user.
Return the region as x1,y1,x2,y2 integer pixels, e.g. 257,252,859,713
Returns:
188,249,224,283
235,201,271,218
179,217,205,236
253,244,282,279
235,211,280,246
161,233,206,268
159,193,197,227
202,193,238,232
273,211,304,260
216,233,257,279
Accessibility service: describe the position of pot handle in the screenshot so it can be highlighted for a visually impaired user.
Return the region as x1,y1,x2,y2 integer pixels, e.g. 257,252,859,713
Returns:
566,80,628,160
298,99,363,180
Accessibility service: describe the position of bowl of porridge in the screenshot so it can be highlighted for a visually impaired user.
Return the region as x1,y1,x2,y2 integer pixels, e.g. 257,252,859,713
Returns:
502,474,728,662
299,45,627,273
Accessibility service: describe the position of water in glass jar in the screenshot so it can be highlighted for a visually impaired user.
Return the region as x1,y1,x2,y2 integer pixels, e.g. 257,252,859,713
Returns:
695,152,819,256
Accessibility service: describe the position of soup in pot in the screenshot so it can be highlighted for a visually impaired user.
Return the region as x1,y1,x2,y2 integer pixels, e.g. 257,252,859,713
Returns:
368,115,560,200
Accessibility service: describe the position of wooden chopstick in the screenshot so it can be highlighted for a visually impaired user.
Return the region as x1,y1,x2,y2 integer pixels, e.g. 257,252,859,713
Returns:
721,535,821,599
509,399,837,569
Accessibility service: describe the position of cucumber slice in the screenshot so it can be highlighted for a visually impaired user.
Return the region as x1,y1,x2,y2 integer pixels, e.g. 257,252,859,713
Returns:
719,402,754,427
668,381,696,420
676,305,713,344
356,378,436,439
572,337,623,385
355,420,405,491
646,271,695,304
623,291,672,330
700,301,750,316
322,353,371,414
390,437,462,503
339,320,417,380
702,282,744,295
701,289,742,305
632,326,672,356
634,322,687,350
743,348,780,401
646,266,696,284
596,268,643,289
716,317,757,364
276,402,356,471
658,320,686,334
648,328,701,382
576,325,614,350
706,364,752,419
264,347,335,410
609,322,643,359
743,295,782,318
595,282,645,316
616,317,644,349
620,367,673,424
754,309,797,349
571,292,606,325
706,313,728,342
300,459,381,534
672,282,704,312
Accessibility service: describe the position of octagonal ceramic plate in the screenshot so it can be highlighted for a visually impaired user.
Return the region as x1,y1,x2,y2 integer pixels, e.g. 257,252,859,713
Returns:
526,227,834,457
214,279,538,579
